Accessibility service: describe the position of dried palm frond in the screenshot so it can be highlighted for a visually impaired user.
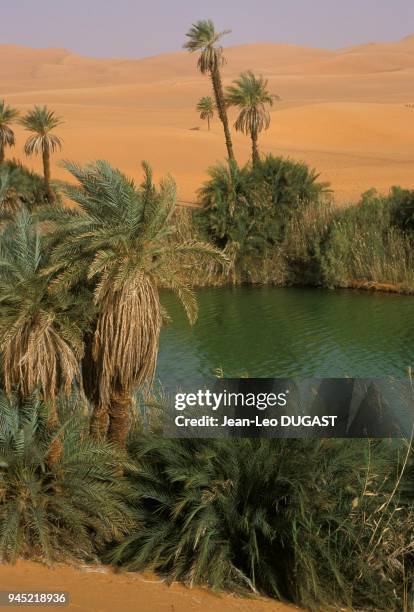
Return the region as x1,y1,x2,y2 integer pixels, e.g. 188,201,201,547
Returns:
2,318,81,409
0,209,90,461
43,160,228,446
93,275,161,406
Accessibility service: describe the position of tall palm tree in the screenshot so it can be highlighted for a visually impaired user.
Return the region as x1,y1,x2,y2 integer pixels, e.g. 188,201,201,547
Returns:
0,100,19,165
45,160,227,447
226,71,278,166
184,20,235,160
19,106,63,200
196,96,215,130
0,209,89,463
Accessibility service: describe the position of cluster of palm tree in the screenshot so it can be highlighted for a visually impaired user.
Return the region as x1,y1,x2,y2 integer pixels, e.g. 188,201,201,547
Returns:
0,101,63,200
188,20,278,165
0,157,227,460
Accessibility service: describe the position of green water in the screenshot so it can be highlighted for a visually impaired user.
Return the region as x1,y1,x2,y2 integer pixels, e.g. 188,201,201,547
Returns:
157,286,414,388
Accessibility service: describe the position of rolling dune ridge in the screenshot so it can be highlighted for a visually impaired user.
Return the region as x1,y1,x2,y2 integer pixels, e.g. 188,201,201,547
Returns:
1,36,414,203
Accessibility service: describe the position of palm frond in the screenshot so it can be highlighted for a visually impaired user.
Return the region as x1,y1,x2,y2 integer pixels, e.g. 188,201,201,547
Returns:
184,20,230,74
0,392,135,563
226,71,278,137
42,161,226,443
20,106,63,160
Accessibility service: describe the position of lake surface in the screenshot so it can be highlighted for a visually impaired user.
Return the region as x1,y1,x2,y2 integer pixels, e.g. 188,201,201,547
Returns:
156,286,414,388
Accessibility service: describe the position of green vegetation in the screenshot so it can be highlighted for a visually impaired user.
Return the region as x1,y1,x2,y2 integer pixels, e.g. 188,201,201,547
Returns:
0,161,52,217
0,381,413,609
195,155,329,283
196,96,215,130
283,187,414,290
184,157,414,291
226,71,278,165
389,187,414,233
0,140,224,454
0,392,134,564
0,209,91,463
109,435,413,611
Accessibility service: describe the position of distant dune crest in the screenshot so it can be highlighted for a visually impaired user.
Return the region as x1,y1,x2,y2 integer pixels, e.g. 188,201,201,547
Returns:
1,34,414,91
1,34,414,203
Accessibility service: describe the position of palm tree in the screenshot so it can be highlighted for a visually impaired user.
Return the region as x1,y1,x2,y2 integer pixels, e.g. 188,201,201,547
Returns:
0,209,89,463
0,100,19,165
196,96,215,130
45,160,227,447
184,20,235,160
0,391,134,563
19,106,63,200
226,71,278,166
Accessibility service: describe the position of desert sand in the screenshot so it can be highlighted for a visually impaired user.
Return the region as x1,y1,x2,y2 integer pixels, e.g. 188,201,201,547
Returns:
1,35,414,203
0,561,299,612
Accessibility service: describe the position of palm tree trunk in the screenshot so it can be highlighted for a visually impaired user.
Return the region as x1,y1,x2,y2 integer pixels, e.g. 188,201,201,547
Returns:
82,331,110,441
211,68,235,161
90,404,110,440
207,116,210,131
45,403,63,466
42,144,53,201
108,388,131,448
251,129,260,166
0,143,4,164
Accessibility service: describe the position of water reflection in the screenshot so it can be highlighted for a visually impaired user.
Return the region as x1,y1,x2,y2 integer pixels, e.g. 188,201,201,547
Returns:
156,286,414,389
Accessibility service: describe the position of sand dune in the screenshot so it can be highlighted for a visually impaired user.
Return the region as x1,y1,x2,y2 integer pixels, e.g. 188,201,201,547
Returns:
1,36,414,203
0,561,299,612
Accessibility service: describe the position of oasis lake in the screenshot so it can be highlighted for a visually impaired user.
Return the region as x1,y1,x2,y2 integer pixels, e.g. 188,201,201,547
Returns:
156,286,414,389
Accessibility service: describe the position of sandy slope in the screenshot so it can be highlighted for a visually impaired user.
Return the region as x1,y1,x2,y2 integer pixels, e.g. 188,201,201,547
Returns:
1,35,414,203
0,561,299,612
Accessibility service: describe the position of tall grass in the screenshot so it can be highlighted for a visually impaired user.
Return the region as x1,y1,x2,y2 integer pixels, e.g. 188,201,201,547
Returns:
179,174,414,292
319,190,414,289
282,195,414,290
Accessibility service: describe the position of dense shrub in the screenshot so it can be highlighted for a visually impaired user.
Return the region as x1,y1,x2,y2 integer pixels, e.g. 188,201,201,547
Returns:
109,435,412,611
388,186,414,233
318,190,414,288
0,392,135,564
253,187,414,289
0,160,53,215
197,156,329,266
194,167,414,290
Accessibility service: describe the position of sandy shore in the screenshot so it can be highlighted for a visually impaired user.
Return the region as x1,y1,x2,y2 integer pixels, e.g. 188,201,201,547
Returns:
1,35,414,204
0,561,300,612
